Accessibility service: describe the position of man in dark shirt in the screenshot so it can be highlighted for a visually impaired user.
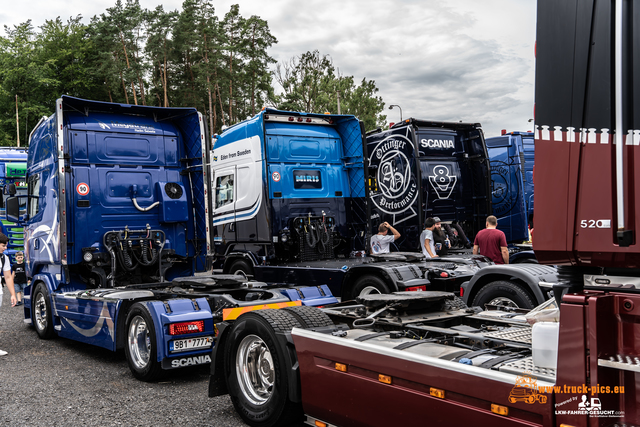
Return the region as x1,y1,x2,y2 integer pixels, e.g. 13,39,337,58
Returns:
473,215,509,264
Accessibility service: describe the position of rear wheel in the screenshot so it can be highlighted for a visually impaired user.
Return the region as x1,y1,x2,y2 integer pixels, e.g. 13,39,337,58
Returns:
471,281,535,309
32,283,54,339
282,306,334,328
347,274,390,300
124,303,162,381
224,310,304,427
228,259,254,278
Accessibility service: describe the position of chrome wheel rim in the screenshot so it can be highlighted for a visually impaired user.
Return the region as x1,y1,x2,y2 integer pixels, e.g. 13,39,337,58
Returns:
128,316,151,369
487,297,519,308
34,292,47,331
359,286,382,297
236,334,274,405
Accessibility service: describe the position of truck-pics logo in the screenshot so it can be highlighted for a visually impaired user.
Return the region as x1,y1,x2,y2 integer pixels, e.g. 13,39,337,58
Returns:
370,134,418,224
429,165,457,199
509,373,547,404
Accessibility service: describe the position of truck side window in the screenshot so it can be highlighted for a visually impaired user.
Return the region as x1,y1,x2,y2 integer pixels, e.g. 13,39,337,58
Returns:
27,174,41,218
215,174,234,209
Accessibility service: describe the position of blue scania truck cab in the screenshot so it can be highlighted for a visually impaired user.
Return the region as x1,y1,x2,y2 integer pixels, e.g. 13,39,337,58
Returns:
6,97,332,381
366,120,492,252
486,131,535,243
211,109,429,300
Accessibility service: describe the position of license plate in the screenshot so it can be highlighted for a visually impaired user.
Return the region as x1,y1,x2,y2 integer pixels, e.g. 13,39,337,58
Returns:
169,336,213,353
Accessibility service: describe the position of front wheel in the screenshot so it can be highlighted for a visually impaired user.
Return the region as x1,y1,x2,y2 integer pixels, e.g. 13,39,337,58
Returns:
471,281,535,309
32,283,54,339
224,310,304,427
124,303,162,381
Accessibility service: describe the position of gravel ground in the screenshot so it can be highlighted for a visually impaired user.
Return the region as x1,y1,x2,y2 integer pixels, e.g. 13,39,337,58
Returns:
0,291,250,427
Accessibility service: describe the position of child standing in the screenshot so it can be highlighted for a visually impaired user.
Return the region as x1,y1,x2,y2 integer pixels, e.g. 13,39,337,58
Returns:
12,251,27,306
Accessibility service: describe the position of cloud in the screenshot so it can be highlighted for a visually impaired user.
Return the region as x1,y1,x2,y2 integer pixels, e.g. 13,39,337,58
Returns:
0,0,536,136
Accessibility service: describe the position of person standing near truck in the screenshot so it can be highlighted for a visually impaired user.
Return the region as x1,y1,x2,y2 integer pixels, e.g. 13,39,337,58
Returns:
370,222,400,254
11,251,27,306
431,217,451,256
0,233,17,356
473,215,509,264
420,218,438,259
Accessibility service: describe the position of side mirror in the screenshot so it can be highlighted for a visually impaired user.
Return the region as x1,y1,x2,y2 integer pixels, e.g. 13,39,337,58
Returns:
3,183,16,196
6,197,20,222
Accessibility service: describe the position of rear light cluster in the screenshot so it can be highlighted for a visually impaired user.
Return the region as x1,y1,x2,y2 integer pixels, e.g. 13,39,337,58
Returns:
405,285,426,292
168,320,204,335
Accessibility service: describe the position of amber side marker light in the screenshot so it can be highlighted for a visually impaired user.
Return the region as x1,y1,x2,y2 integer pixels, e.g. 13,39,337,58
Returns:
559,425,576,427
491,404,509,416
335,363,347,372
430,387,445,399
315,421,327,427
378,374,392,384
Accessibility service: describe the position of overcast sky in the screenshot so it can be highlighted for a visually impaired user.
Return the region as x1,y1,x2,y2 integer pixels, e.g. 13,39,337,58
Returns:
0,0,536,137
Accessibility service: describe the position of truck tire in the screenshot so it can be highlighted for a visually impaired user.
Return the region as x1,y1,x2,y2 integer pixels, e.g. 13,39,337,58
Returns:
282,306,334,328
471,281,535,309
32,283,54,339
228,259,254,278
124,302,162,382
224,310,304,427
346,274,390,300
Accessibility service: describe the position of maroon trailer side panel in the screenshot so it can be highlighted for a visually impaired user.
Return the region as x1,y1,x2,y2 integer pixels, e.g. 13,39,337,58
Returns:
293,329,554,427
534,0,640,266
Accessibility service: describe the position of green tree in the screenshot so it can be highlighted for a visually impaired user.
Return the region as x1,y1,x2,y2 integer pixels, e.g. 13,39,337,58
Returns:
275,50,385,130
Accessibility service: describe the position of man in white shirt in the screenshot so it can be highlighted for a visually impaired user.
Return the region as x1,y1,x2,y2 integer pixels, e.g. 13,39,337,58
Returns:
370,222,400,254
0,233,17,356
420,217,438,259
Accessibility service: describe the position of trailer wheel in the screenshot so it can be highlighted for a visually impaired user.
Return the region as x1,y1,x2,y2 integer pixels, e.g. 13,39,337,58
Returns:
229,259,254,277
124,303,162,382
32,283,54,339
347,274,390,300
282,306,334,328
224,310,304,427
471,281,535,309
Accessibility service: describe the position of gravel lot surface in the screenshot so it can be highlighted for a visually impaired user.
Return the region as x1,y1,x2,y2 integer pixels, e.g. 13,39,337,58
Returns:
0,292,256,427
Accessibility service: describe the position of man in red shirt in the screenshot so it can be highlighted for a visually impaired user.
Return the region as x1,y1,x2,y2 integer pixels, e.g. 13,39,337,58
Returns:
473,215,509,264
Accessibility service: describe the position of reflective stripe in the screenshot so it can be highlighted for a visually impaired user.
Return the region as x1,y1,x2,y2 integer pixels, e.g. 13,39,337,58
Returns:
223,300,302,320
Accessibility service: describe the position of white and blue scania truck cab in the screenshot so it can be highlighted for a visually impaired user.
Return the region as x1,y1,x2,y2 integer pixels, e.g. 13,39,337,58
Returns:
6,97,334,381
210,108,430,300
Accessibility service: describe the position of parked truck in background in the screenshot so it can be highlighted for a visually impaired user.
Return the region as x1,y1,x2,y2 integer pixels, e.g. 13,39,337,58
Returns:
486,131,535,244
366,119,492,251
210,108,430,300
209,0,640,425
0,147,28,257
6,96,335,381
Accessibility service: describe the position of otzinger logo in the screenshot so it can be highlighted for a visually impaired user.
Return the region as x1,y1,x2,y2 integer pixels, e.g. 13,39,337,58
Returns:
370,135,418,217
